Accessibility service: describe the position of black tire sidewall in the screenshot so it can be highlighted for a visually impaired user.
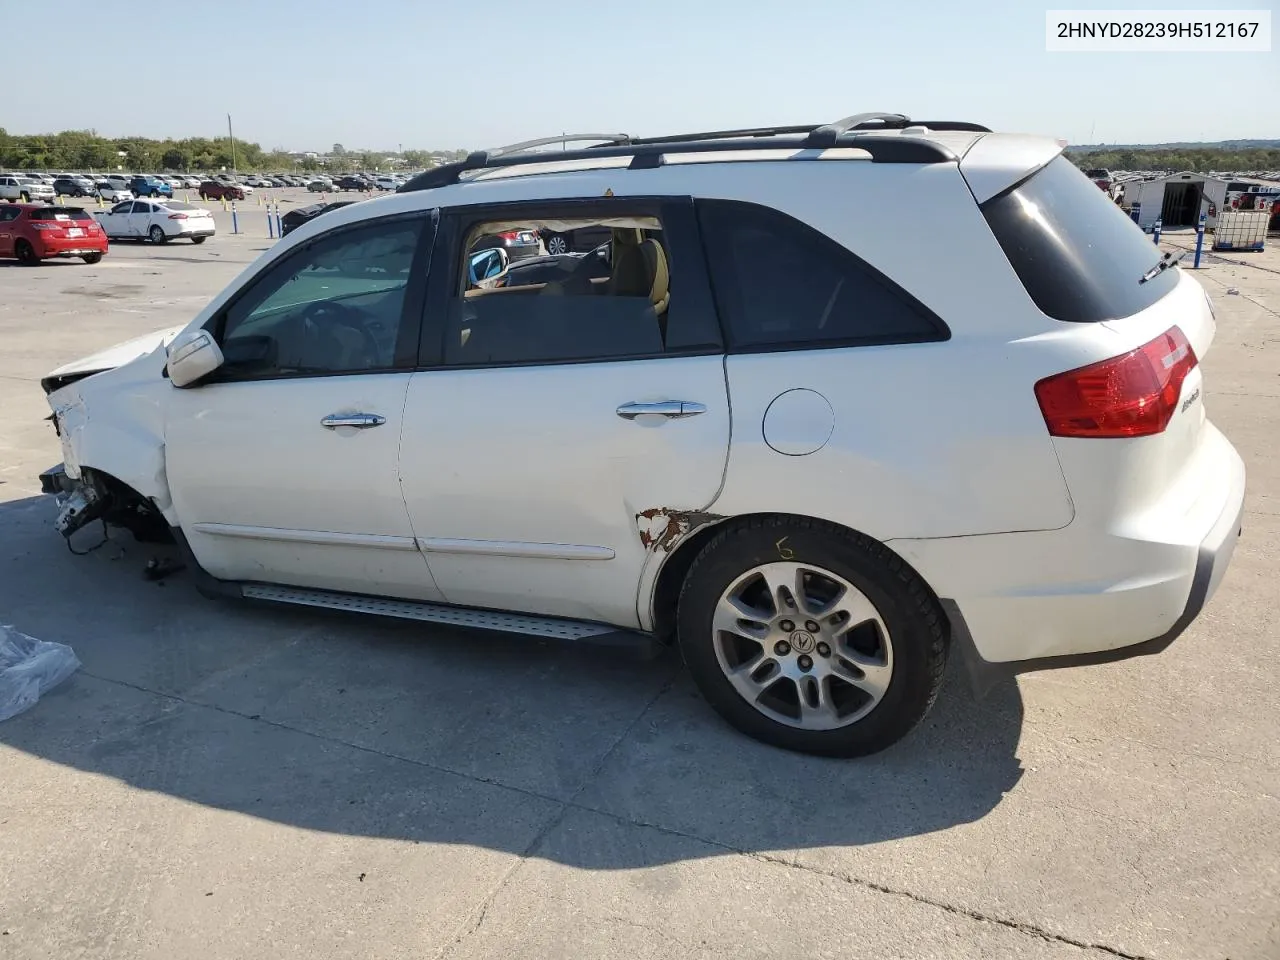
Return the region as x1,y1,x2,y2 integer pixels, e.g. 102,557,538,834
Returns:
677,519,944,757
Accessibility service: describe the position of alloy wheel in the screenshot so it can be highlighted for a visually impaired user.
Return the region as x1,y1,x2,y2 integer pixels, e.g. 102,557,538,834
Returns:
711,561,893,730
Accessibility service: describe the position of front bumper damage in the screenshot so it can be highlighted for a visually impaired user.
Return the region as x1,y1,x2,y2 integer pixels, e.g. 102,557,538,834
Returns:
40,463,108,538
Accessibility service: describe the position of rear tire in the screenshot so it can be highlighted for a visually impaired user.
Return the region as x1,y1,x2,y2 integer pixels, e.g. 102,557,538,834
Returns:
676,516,948,757
81,253,103,264
191,236,206,244
15,239,39,265
149,225,167,244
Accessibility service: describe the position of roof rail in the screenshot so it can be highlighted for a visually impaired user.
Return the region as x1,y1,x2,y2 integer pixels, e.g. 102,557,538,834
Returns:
398,113,990,193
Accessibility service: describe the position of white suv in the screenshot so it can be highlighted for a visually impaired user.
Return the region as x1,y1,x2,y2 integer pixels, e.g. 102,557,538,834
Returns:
36,114,1245,756
0,174,56,202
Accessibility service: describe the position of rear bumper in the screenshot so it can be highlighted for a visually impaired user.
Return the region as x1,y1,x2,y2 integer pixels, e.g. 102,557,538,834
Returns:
889,425,1246,686
35,237,108,257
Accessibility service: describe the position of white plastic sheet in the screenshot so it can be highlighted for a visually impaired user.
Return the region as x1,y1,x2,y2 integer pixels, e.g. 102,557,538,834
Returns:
0,625,80,722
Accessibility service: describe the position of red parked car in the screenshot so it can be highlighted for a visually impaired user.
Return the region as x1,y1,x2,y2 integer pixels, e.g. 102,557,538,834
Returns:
198,180,245,201
0,204,107,265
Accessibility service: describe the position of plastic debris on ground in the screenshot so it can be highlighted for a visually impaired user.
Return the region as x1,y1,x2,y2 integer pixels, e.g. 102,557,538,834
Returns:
0,625,81,722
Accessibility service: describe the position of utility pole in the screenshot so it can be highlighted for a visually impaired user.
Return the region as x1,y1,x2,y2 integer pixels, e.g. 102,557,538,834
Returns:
227,114,238,173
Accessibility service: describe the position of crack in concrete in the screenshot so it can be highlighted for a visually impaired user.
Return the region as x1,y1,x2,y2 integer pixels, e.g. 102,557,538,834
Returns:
76,669,1152,960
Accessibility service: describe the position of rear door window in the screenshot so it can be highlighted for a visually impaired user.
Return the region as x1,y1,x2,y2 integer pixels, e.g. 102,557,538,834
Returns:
981,156,1179,323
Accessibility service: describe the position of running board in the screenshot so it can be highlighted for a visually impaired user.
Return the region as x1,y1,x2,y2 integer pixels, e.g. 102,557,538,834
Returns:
240,583,661,656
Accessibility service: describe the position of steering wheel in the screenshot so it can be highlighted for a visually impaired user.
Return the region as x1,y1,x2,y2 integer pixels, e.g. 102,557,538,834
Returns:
299,299,381,368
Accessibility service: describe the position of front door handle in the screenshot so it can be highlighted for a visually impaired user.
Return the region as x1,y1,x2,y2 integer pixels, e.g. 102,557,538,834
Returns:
616,401,707,420
320,413,386,429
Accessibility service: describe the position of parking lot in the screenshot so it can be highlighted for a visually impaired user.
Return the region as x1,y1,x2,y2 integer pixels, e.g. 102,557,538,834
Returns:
0,211,1277,959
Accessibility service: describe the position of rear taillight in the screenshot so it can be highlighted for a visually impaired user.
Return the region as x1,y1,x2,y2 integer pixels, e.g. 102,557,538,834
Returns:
498,230,521,241
30,223,59,231
168,213,187,219
1035,326,1198,438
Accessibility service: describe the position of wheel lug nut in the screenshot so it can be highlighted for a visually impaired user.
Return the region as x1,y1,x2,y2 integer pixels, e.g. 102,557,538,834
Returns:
774,640,791,656
797,654,813,671
779,620,795,632
816,642,831,657
805,620,820,633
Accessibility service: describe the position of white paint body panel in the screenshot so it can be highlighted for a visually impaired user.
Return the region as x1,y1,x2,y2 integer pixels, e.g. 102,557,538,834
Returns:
165,374,443,601
398,357,730,626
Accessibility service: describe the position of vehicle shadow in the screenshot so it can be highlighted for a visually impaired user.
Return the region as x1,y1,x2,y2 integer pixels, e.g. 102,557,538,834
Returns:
0,494,1024,868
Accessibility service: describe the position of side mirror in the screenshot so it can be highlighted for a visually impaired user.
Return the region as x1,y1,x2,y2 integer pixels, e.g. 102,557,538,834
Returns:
166,329,224,388
467,247,509,287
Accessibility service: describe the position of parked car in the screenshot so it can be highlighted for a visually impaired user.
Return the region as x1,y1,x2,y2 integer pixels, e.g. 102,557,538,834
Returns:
93,199,216,244
180,175,203,189
279,200,354,237
95,181,134,203
128,176,173,198
540,223,612,256
306,178,335,192
334,175,371,191
33,115,1245,758
0,175,56,203
469,224,542,262
373,175,400,190
53,177,96,198
198,180,245,201
0,203,107,264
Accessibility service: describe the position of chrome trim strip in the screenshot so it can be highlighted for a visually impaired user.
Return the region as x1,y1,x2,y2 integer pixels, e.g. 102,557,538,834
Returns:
417,537,615,561
191,523,418,551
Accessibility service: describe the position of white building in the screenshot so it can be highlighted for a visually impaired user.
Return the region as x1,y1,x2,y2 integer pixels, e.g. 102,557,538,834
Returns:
1122,172,1279,230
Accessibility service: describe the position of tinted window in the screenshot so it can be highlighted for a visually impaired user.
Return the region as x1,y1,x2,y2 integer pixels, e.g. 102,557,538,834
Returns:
0,206,20,222
29,207,93,221
696,199,944,350
444,214,676,366
217,217,425,378
982,156,1179,323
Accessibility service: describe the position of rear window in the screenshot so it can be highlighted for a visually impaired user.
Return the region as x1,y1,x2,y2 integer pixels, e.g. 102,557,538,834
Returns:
981,156,1178,323
29,207,93,221
162,201,198,211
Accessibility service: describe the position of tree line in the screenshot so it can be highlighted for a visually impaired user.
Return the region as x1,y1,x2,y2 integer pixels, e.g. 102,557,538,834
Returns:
0,128,466,172
1068,147,1280,173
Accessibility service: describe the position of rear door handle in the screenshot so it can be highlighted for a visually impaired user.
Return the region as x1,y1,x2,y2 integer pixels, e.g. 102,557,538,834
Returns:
320,413,386,429
616,401,707,420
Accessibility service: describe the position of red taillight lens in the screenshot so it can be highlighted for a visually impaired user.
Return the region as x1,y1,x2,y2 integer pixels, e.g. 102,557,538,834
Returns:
498,230,522,241
1035,326,1198,438
168,213,187,219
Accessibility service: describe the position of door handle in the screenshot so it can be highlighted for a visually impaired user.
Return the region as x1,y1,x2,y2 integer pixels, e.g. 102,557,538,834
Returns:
615,401,707,420
320,413,386,429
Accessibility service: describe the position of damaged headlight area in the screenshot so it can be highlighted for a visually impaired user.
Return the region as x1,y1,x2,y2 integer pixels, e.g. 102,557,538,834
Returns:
40,464,172,548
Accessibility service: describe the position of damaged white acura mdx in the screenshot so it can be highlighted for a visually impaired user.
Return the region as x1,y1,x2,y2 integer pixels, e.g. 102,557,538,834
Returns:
38,114,1246,756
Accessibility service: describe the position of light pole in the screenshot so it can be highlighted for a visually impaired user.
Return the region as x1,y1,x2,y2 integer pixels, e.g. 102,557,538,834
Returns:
227,113,238,173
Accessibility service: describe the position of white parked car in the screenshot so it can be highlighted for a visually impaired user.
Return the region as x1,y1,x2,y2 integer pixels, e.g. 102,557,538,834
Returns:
36,114,1245,757
373,175,401,190
181,175,204,189
94,181,134,203
0,174,56,202
93,199,216,244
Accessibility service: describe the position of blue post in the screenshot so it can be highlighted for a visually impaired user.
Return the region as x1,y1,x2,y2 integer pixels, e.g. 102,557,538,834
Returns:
1194,213,1206,268
275,203,283,239
267,206,275,239
231,201,240,235
1152,218,1162,245
1130,202,1141,225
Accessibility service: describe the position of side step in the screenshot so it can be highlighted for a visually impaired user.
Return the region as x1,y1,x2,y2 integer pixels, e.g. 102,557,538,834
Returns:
240,583,663,657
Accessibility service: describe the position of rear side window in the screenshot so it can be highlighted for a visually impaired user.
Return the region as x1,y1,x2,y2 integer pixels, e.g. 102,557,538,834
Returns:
982,156,1178,323
696,199,946,351
29,207,93,221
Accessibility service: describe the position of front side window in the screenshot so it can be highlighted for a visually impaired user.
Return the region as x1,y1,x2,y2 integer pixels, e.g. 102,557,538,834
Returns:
215,216,426,379
0,206,20,222
443,205,719,367
696,199,945,351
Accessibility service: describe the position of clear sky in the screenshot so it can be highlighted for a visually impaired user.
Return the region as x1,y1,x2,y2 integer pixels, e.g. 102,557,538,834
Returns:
6,0,1276,150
